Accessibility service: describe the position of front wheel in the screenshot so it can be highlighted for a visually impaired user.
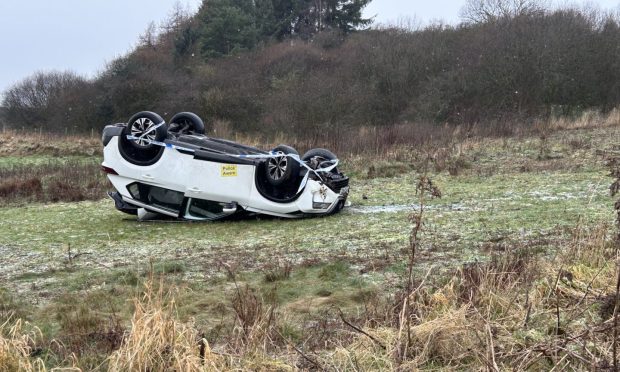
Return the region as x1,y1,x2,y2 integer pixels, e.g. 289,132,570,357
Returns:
169,112,205,135
301,148,339,173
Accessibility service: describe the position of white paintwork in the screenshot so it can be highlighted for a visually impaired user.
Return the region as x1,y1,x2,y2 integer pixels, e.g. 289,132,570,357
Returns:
102,136,344,219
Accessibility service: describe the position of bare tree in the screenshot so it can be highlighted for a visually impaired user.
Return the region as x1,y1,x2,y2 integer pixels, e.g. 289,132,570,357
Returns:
1,71,95,132
138,22,158,48
460,0,547,23
160,1,192,33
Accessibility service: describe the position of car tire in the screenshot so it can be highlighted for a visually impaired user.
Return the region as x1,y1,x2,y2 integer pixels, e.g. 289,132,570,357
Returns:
301,148,339,173
265,145,300,186
169,112,205,135
125,111,167,150
118,112,167,166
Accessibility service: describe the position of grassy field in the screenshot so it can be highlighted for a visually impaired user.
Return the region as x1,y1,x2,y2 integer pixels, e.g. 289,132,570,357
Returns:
1,124,619,370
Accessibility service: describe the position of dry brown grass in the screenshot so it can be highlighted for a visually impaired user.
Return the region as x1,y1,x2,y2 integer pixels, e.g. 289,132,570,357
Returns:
547,108,620,131
0,130,100,157
0,320,46,372
320,234,618,370
0,177,43,199
211,119,234,139
0,161,109,204
1,224,616,370
2,110,620,369
2,107,619,161
105,275,291,371
106,278,224,371
263,261,292,283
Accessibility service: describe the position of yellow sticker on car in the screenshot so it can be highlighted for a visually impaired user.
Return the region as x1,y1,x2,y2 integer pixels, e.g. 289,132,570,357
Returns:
221,164,238,177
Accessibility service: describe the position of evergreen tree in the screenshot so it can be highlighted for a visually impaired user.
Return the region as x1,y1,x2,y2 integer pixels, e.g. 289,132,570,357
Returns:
326,0,373,33
268,0,373,40
198,0,373,53
199,0,258,58
255,0,277,37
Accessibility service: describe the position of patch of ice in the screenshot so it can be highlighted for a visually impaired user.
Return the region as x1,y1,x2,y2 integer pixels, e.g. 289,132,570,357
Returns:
346,203,468,214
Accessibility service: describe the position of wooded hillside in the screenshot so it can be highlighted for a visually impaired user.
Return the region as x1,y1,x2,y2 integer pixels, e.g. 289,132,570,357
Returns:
2,0,619,136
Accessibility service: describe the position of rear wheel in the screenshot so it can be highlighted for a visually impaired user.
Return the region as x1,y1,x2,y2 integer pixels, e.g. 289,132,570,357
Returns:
119,112,167,166
265,145,300,186
126,111,167,149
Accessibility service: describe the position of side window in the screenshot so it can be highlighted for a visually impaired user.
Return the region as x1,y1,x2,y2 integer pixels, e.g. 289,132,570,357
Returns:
185,198,226,220
127,183,184,213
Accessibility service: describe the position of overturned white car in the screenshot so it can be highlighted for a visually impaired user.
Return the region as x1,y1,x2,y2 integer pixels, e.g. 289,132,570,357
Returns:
101,111,349,221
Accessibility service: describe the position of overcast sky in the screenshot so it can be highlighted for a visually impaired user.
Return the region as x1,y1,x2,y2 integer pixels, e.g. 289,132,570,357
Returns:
0,0,619,94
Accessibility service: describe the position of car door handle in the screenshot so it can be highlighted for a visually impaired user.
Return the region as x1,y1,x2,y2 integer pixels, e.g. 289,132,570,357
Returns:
142,174,154,180
189,187,200,192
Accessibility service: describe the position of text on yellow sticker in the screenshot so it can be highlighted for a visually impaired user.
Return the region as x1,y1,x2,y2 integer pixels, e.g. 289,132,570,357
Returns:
221,164,238,177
